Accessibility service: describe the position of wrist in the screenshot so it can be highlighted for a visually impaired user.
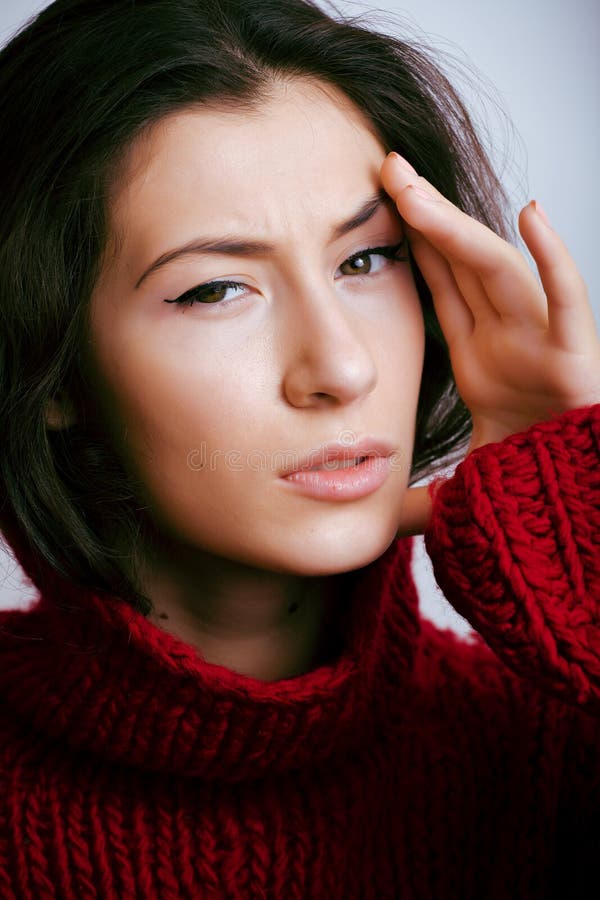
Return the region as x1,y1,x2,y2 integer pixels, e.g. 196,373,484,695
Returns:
394,485,433,537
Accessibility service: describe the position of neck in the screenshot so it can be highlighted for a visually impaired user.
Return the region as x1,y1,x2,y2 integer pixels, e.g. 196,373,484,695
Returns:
134,537,344,682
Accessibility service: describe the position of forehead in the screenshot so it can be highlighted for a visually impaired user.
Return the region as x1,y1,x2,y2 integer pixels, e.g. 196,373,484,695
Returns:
108,79,387,244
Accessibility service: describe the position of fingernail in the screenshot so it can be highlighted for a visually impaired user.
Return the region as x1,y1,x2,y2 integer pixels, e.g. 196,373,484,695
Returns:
408,184,437,202
532,199,552,228
389,152,418,175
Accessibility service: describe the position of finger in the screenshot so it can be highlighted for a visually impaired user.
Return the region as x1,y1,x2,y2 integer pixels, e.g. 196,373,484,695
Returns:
448,260,500,325
518,201,599,352
381,153,548,326
406,214,499,329
404,223,474,344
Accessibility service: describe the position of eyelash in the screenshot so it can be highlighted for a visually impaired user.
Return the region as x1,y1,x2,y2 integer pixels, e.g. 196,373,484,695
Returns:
163,239,409,309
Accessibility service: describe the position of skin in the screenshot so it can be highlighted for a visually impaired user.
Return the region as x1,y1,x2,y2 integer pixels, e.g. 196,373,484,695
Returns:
380,156,600,450
49,79,426,681
46,77,600,682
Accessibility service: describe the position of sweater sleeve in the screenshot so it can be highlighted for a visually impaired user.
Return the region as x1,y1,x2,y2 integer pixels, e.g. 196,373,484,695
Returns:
424,403,600,715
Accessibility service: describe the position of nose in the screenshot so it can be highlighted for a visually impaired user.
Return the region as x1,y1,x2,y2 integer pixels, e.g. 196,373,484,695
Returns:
282,278,378,409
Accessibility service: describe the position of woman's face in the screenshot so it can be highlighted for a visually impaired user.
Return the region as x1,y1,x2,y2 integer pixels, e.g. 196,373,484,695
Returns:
84,78,425,576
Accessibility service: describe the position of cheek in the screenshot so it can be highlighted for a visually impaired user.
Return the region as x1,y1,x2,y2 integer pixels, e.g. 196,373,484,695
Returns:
85,301,261,471
94,343,266,473
85,338,273,549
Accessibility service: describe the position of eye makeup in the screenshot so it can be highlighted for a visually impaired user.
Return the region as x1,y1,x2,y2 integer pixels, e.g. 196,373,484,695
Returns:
163,238,408,310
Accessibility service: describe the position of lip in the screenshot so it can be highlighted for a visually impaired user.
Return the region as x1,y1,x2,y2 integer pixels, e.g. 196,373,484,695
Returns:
279,438,396,502
281,438,396,475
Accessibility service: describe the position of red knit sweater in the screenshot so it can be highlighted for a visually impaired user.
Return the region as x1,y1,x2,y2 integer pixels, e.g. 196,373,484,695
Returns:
1,404,599,899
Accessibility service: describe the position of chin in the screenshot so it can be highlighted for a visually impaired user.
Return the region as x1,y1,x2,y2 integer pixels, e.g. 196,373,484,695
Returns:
260,520,400,577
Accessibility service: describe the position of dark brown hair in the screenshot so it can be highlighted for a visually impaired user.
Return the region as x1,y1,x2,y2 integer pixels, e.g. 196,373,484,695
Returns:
0,0,512,613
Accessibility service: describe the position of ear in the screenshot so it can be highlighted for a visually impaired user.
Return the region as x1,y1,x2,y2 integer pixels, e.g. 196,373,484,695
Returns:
45,390,78,430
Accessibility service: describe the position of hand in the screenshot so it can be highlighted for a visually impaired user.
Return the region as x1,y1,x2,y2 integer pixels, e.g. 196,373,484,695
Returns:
381,151,600,455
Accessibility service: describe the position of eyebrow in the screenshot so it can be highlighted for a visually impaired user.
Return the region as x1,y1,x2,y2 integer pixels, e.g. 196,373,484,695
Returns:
134,188,395,289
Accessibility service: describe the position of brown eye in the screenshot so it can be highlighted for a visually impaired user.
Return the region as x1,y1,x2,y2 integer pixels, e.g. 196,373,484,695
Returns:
340,254,373,276
193,284,231,304
336,241,408,279
164,280,246,308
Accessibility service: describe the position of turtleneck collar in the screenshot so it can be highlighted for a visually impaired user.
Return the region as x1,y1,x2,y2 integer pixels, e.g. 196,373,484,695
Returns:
0,521,420,782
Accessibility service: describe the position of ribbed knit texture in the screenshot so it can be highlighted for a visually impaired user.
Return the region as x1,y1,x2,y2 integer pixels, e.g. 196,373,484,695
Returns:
0,404,598,899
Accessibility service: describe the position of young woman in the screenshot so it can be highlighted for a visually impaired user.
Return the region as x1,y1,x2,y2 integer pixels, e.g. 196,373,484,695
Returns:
0,1,598,897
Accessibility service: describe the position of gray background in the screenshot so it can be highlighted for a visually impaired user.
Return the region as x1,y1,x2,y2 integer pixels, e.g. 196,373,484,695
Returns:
1,0,598,635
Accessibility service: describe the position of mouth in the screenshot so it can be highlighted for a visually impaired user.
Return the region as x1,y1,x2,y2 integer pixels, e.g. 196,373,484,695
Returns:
303,455,368,471
281,439,396,477
279,442,395,501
